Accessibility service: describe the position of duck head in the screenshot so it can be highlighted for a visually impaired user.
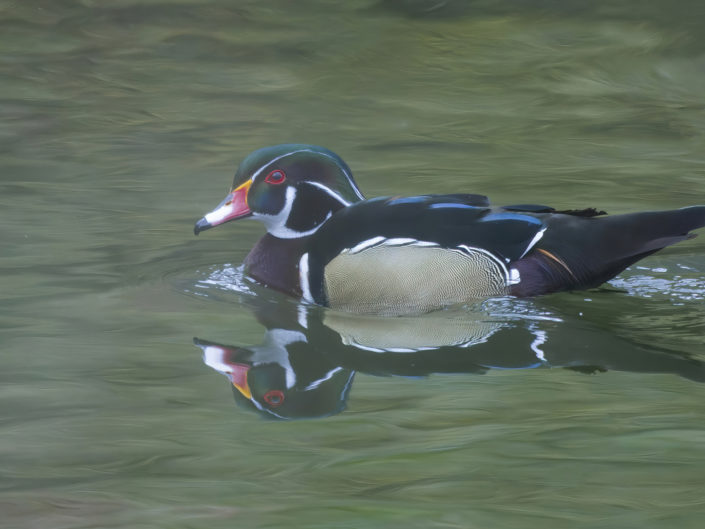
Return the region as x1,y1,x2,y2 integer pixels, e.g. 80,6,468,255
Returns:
195,144,364,239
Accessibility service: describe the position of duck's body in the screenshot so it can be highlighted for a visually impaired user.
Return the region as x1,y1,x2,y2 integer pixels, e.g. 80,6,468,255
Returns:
195,144,705,315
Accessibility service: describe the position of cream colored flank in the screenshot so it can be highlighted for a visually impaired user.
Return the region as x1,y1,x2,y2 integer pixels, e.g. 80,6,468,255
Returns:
323,241,510,315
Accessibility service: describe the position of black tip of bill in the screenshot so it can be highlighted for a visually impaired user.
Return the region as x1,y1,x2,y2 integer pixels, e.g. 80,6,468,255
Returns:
194,217,212,236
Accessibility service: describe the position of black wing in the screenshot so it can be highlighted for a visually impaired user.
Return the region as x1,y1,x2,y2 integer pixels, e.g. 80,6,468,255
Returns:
307,194,548,270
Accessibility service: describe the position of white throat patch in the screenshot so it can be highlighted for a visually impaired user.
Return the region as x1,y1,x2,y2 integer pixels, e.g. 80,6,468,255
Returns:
254,185,338,239
254,187,329,239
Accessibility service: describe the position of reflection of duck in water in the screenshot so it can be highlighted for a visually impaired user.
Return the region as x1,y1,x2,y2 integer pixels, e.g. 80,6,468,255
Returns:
194,144,705,315
196,333,354,420
195,302,705,420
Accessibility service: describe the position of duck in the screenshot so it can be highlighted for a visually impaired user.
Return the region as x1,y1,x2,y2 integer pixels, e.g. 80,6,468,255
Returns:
194,144,705,315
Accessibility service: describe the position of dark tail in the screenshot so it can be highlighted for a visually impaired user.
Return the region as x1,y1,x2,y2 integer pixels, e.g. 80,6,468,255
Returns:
513,206,705,296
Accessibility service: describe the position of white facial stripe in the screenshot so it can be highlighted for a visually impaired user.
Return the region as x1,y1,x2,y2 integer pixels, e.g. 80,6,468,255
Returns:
304,181,352,206
309,150,364,200
254,186,295,234
249,149,364,200
250,149,311,182
254,186,332,239
245,148,364,239
304,367,344,391
299,253,313,303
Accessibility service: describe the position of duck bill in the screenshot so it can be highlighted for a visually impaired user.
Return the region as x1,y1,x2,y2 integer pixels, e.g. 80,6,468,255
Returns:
228,364,252,400
194,180,253,235
197,338,253,399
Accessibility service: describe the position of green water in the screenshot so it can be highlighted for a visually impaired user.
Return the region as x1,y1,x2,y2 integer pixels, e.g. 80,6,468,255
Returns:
3,1,705,527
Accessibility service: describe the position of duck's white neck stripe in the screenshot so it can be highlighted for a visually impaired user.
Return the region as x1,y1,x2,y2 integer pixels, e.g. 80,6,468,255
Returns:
299,253,313,303
253,186,296,236
256,183,342,239
254,187,327,239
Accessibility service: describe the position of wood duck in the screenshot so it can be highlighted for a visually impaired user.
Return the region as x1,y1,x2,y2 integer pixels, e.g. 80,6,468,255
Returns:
194,144,705,315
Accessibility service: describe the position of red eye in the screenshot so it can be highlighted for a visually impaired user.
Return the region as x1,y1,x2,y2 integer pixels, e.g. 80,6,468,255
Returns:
263,390,285,407
264,170,286,185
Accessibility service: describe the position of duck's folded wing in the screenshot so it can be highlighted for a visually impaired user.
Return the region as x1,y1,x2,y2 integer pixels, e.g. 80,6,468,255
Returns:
304,195,549,313
310,195,547,265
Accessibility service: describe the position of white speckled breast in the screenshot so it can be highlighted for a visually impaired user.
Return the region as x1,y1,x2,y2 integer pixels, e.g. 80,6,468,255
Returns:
323,240,510,315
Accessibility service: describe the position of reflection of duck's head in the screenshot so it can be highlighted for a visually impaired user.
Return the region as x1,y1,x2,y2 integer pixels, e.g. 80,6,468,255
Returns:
194,333,354,420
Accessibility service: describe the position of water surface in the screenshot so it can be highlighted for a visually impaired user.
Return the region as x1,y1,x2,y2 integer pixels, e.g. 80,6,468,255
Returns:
2,1,705,527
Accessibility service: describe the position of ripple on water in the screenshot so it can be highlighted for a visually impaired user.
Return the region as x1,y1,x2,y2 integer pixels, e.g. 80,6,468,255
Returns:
176,263,260,304
194,264,255,295
181,260,705,322
609,263,705,303
186,263,571,324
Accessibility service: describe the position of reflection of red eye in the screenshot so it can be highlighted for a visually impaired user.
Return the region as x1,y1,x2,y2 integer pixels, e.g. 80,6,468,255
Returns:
263,390,285,407
264,170,286,185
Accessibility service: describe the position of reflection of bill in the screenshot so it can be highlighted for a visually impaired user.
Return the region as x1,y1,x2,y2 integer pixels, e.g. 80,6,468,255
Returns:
195,303,705,420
